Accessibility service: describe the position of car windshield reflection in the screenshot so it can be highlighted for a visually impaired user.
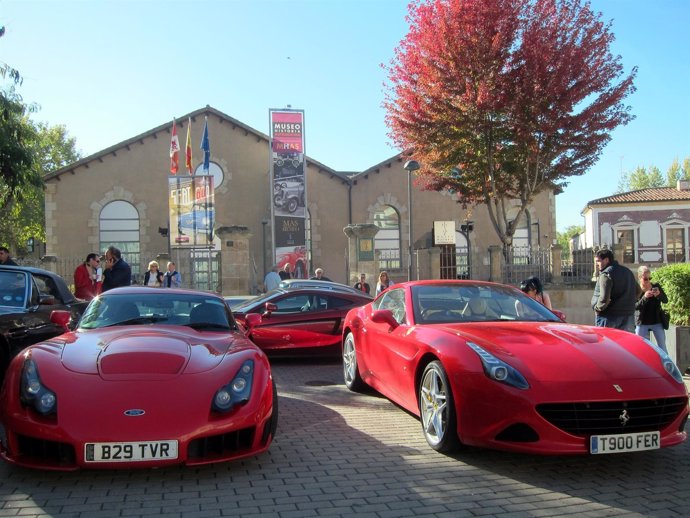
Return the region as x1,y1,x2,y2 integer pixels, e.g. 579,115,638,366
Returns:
411,284,561,324
79,292,234,331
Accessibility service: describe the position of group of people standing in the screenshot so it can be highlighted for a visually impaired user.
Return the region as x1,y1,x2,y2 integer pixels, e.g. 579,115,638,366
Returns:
591,249,668,351
73,246,182,301
519,249,669,352
353,271,394,296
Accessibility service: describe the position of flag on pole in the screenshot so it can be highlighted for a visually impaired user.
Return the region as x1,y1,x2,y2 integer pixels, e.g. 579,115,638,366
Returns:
185,117,193,175
200,116,210,173
169,119,180,174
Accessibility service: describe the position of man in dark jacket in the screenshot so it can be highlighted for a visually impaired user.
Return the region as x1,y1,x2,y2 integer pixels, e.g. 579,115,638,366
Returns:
0,247,17,266
591,249,638,331
102,246,132,292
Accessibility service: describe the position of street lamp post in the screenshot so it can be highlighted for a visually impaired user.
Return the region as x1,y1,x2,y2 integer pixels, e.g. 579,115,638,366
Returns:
261,219,269,277
403,160,420,281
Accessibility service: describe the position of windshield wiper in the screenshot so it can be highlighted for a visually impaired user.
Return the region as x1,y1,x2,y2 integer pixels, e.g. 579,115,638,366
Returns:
187,322,230,331
102,316,168,327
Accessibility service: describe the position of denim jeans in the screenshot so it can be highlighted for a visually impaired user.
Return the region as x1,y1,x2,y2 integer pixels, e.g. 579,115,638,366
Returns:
636,323,668,353
595,313,635,333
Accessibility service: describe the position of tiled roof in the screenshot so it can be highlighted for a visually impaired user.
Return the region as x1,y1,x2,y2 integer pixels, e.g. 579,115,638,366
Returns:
587,187,690,205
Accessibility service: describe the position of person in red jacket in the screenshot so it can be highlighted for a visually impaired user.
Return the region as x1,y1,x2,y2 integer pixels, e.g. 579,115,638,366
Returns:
73,253,102,300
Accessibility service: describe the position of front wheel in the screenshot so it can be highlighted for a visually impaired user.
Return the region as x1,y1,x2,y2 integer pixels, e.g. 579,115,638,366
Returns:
342,332,365,392
419,361,461,453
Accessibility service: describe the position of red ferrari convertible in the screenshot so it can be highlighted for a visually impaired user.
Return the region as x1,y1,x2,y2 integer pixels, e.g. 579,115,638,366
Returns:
0,287,277,470
342,280,688,455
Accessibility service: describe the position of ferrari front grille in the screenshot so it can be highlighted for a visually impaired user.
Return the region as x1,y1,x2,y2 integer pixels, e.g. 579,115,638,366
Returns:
536,397,688,436
187,427,254,460
16,434,76,467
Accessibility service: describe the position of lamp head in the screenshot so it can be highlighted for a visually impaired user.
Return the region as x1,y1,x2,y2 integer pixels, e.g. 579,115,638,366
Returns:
403,160,420,172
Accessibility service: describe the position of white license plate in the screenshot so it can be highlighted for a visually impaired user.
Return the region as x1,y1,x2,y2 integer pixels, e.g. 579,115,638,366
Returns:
84,440,179,462
589,431,660,454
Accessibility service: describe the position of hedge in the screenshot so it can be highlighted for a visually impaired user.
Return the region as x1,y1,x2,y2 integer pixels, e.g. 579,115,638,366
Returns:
652,263,690,327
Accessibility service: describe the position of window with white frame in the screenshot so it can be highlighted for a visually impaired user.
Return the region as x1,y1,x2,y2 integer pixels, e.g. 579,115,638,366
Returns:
616,228,635,264
373,205,401,271
99,201,140,276
665,227,686,263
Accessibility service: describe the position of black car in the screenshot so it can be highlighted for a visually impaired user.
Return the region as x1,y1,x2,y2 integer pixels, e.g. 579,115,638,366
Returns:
231,283,372,356
0,265,88,382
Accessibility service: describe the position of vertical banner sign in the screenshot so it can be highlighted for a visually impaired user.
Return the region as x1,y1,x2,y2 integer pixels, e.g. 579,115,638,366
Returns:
168,175,215,248
269,109,308,278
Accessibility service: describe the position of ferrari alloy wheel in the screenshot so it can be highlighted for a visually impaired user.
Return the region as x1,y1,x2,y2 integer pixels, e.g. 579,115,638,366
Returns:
419,361,460,453
343,332,365,392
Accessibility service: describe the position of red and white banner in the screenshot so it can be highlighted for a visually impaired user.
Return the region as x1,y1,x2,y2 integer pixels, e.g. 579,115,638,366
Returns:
170,119,180,174
185,117,193,175
269,109,308,278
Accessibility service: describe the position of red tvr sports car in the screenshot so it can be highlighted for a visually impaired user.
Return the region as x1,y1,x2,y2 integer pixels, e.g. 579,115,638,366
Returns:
0,287,277,470
342,280,688,455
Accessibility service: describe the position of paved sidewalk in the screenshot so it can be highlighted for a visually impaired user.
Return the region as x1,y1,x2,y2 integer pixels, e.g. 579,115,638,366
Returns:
0,358,688,517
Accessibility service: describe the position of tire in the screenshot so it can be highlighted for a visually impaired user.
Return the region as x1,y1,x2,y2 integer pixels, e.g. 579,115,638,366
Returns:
287,197,298,213
342,332,365,392
419,361,461,453
269,379,279,439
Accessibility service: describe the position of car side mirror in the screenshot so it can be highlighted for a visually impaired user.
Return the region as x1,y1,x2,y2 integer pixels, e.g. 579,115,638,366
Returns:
263,302,277,318
50,310,71,331
245,313,262,329
371,309,399,329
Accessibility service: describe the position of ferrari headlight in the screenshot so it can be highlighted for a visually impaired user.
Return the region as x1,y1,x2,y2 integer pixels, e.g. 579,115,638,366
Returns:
642,338,684,383
467,342,529,390
212,360,254,413
20,359,58,416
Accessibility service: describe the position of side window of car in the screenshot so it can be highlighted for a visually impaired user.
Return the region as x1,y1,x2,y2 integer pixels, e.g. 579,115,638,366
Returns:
327,296,354,309
274,294,310,313
379,288,407,324
32,274,63,303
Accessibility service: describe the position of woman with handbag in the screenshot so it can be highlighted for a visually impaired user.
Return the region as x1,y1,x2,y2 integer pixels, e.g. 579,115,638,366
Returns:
635,265,668,352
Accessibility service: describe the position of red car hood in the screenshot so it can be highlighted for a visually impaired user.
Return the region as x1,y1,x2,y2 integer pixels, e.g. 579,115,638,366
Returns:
60,328,237,380
436,322,666,383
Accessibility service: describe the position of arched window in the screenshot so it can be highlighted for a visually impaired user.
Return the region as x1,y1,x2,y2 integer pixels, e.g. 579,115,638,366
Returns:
100,201,140,276
373,205,401,271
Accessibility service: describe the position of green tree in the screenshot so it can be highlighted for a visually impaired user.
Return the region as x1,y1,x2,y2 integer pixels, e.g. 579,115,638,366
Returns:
626,165,664,190
0,121,81,253
618,157,690,192
627,166,650,190
556,225,584,254
667,158,682,187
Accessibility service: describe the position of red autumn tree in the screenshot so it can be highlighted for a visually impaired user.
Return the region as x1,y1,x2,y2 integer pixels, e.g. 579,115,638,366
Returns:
384,0,636,251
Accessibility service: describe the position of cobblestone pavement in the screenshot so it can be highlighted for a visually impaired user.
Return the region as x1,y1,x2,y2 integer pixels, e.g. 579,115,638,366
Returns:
1,358,689,518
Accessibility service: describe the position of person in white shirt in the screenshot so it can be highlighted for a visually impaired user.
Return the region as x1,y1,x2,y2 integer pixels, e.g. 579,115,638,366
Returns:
163,261,182,288
264,265,281,292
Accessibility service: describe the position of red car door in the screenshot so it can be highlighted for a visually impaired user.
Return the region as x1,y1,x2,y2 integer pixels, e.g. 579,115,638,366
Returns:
249,293,345,352
362,288,418,402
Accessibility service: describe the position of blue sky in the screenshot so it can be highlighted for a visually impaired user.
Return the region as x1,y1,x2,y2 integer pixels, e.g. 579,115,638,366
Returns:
2,0,688,232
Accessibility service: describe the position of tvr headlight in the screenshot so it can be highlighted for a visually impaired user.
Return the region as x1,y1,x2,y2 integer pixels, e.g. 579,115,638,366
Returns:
20,358,58,416
212,360,254,413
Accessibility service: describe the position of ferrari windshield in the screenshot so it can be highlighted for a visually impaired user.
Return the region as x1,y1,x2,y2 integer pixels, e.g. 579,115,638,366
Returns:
79,292,235,330
411,283,561,324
